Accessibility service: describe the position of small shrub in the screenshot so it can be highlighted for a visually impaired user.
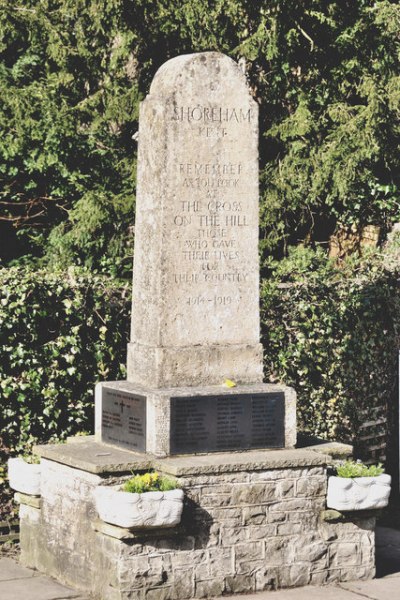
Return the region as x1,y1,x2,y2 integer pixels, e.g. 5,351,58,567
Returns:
335,460,384,478
122,472,179,493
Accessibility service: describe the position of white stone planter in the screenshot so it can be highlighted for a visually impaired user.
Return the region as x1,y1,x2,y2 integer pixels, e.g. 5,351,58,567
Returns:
327,474,391,511
94,486,184,529
8,457,41,496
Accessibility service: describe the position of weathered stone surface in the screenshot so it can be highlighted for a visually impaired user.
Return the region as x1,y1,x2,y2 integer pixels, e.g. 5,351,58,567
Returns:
92,520,185,541
95,381,297,456
327,474,391,511
127,52,262,388
195,578,224,598
94,486,184,529
225,574,254,594
89,51,297,457
254,566,279,591
154,448,327,476
34,439,328,475
19,456,377,599
34,440,153,474
298,437,353,460
8,457,41,496
15,492,41,509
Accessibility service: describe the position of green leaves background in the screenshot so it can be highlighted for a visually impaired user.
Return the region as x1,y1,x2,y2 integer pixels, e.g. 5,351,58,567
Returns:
1,1,399,270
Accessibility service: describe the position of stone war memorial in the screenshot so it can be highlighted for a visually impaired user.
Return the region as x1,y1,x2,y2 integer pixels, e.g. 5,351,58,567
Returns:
18,53,377,600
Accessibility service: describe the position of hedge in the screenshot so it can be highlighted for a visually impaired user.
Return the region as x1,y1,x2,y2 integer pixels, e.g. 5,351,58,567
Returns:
0,267,130,454
1,1,399,272
1,250,399,456
261,243,400,459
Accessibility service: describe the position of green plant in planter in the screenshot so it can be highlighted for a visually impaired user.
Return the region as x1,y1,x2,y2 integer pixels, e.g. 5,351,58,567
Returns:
122,472,179,494
327,459,390,511
335,460,384,478
20,454,40,465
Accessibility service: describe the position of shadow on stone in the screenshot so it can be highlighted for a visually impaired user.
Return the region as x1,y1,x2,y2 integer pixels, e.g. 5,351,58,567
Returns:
375,526,400,578
181,498,212,549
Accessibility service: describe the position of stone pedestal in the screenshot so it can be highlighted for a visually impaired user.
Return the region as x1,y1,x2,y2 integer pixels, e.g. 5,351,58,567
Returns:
95,381,296,457
95,52,297,455
19,439,376,600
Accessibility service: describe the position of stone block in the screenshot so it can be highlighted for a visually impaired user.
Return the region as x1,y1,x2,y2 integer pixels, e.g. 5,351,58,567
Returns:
242,505,267,525
285,511,319,529
296,477,326,497
208,507,242,525
309,570,328,585
169,551,206,569
329,542,360,567
235,559,266,576
276,523,303,536
208,547,233,577
339,565,375,582
219,525,248,545
232,483,276,505
195,579,224,598
267,511,286,524
99,585,143,600
127,52,262,390
170,568,194,600
296,541,328,564
254,566,279,591
247,525,277,540
324,568,342,583
193,562,210,581
278,563,311,588
15,492,41,509
270,498,313,512
276,479,295,498
144,587,172,600
234,541,263,562
225,574,254,594
264,538,288,566
96,383,296,457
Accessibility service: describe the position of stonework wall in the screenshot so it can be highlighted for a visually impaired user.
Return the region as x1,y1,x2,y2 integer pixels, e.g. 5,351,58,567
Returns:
19,458,375,600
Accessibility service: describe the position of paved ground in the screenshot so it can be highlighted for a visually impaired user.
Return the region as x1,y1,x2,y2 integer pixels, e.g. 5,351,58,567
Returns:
1,526,400,600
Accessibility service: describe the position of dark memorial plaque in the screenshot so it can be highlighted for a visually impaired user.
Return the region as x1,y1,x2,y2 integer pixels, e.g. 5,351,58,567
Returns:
170,393,285,454
101,387,146,452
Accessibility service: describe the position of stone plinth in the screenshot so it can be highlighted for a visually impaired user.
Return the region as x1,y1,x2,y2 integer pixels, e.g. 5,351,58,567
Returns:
95,381,296,457
128,52,263,388
20,439,376,600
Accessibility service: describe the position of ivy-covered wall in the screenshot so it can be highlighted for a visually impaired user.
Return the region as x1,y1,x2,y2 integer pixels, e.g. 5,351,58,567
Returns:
262,244,400,462
0,267,130,454
1,244,399,456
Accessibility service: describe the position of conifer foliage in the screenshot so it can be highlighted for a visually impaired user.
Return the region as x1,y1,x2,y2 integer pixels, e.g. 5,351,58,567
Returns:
0,1,399,272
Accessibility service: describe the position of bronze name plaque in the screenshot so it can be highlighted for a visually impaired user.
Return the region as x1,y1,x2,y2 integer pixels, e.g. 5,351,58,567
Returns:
170,393,285,454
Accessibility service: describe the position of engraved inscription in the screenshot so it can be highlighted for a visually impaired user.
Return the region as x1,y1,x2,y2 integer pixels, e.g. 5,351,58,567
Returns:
153,80,259,347
101,387,146,452
172,106,254,124
170,394,285,454
170,154,251,309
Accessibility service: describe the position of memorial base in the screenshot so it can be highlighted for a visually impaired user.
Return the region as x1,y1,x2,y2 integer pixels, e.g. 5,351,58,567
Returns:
95,381,296,457
20,439,376,600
